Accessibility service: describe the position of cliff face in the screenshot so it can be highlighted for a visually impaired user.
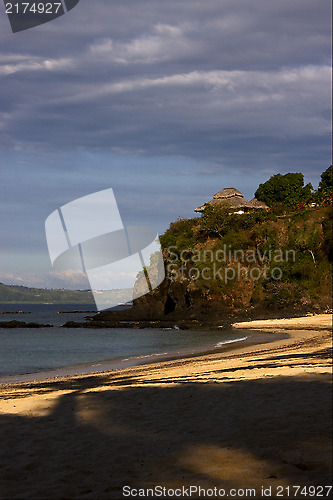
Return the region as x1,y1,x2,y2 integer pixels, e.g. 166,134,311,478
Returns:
130,273,256,320
130,206,333,320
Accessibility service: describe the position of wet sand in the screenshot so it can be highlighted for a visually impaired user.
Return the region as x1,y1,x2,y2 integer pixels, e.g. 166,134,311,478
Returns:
0,314,331,499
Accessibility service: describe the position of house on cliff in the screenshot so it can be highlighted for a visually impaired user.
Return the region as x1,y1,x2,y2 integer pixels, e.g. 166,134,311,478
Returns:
194,188,269,214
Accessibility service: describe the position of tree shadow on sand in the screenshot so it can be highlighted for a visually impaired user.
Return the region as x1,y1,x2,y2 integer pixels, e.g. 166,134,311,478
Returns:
0,374,332,499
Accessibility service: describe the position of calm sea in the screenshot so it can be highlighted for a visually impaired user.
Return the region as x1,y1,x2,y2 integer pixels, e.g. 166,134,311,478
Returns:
0,303,248,382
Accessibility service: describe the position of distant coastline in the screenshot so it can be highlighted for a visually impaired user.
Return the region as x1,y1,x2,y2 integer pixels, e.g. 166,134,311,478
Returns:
0,283,95,304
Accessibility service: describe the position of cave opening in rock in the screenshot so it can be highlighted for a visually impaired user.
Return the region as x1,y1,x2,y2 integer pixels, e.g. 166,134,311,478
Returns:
164,294,176,315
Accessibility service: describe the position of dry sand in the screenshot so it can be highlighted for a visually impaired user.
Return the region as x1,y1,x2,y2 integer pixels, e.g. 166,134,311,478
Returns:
0,314,332,499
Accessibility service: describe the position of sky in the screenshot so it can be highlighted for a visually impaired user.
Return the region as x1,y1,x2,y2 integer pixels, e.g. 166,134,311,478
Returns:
0,0,331,289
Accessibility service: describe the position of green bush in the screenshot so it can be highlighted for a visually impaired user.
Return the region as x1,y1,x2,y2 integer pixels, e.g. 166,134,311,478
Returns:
160,217,198,250
255,172,313,207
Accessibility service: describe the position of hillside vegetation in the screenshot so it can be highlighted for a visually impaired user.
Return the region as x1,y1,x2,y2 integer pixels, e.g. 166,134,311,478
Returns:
131,204,332,321
134,166,333,319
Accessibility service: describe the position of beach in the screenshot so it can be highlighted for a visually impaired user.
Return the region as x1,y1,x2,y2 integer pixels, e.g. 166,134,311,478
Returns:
0,314,332,499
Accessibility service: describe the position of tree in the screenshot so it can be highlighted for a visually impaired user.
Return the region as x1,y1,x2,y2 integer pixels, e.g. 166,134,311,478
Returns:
255,173,313,207
317,165,333,202
199,203,232,238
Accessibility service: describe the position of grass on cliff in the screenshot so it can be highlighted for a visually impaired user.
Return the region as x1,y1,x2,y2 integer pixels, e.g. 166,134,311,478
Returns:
159,205,333,311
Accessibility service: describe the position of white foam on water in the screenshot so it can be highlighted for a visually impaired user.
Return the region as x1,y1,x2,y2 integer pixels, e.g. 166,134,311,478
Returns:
122,352,169,362
215,336,248,348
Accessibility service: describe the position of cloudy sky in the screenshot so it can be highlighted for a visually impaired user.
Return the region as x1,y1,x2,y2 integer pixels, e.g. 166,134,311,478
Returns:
0,0,331,289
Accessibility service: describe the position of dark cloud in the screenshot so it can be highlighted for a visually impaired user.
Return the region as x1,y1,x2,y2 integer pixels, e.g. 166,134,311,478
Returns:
1,0,330,157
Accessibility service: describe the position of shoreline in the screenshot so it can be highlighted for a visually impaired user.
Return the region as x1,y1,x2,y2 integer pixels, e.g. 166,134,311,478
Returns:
0,329,286,386
0,313,331,390
232,313,333,331
0,313,331,499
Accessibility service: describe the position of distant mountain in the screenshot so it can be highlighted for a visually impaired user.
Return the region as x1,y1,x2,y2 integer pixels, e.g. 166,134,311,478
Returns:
0,283,95,304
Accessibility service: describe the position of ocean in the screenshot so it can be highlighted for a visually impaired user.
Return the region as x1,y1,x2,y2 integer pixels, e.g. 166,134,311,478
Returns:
0,303,248,382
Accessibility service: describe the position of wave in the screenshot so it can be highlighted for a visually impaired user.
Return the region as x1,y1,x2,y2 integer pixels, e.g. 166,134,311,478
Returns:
121,352,169,362
215,336,248,348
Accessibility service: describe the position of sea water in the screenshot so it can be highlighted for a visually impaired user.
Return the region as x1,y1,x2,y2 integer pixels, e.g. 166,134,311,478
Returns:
0,303,248,381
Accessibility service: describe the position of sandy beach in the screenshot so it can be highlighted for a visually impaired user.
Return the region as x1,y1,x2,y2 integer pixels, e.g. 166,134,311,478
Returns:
0,313,332,499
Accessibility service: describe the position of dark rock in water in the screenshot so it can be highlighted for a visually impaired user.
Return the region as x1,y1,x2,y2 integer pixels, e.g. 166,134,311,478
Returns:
61,320,112,329
0,320,53,328
61,321,81,328
0,311,31,315
0,320,27,328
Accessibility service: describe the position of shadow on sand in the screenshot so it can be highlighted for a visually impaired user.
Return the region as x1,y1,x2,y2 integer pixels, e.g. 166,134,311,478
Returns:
0,372,332,499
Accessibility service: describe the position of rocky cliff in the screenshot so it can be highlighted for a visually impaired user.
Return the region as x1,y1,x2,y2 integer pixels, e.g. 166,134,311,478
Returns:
90,206,332,328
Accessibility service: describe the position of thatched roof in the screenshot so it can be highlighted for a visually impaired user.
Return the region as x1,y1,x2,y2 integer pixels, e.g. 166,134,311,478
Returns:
249,198,269,210
195,196,253,213
194,203,207,213
195,189,270,213
211,197,253,209
213,188,244,200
